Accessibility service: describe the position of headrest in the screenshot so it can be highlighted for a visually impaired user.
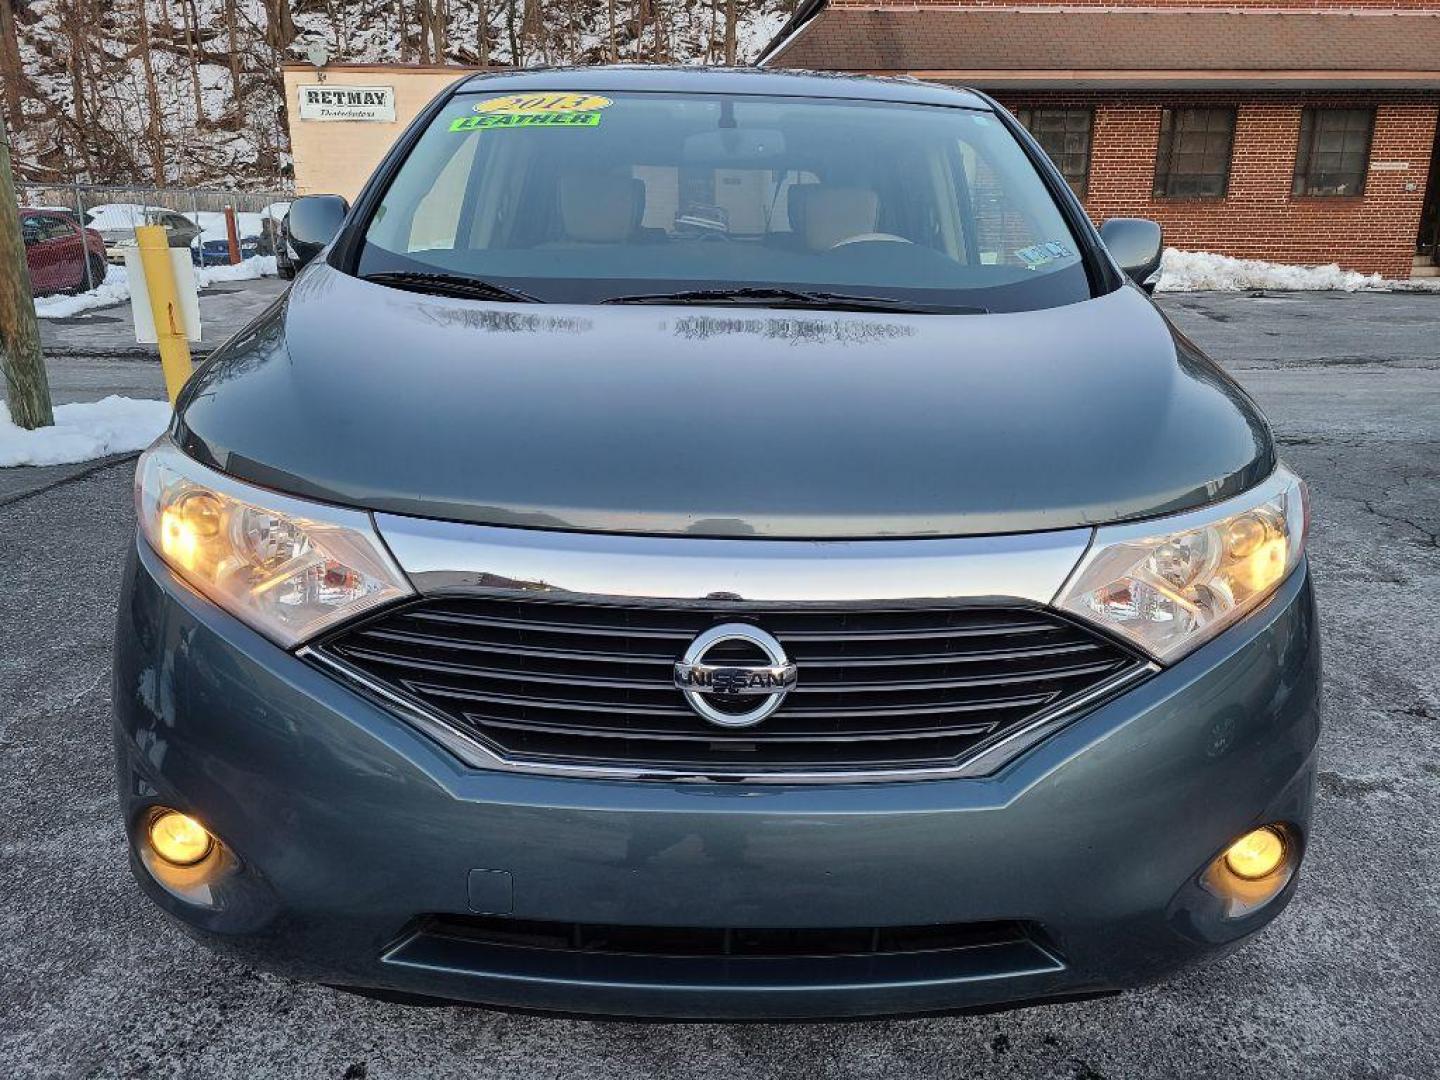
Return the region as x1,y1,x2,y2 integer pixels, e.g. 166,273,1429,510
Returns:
787,185,880,251
558,174,645,243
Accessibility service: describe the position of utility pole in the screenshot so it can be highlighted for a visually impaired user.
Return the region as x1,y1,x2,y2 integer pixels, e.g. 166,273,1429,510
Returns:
0,115,52,429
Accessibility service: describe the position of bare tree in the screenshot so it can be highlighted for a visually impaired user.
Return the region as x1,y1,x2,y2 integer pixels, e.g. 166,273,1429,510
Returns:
181,0,204,121
520,0,544,65
505,0,519,65
225,0,243,115
395,0,411,61
134,0,167,182
263,0,297,52
632,0,646,61
428,0,448,62
475,0,491,66
52,0,90,175
651,0,666,63
724,0,737,65
0,0,26,132
415,0,431,62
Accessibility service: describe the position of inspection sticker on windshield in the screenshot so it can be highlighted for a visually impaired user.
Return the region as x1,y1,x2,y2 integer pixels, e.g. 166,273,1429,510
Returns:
1014,241,1073,268
451,93,613,132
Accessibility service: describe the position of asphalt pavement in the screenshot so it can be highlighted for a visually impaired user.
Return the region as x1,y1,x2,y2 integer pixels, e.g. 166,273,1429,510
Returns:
1,284,1437,1079
37,275,290,364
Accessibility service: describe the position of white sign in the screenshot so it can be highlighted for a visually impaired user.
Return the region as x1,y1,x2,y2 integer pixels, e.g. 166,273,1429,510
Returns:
124,250,203,345
1370,161,1410,172
298,84,396,122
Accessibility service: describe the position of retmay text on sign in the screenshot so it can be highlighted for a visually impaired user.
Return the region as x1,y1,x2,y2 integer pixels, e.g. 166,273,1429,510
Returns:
298,85,397,122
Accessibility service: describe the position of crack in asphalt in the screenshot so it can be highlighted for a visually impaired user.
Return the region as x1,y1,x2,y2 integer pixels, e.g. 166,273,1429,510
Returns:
1230,360,1440,373
1361,500,1440,548
0,662,109,751
0,452,140,510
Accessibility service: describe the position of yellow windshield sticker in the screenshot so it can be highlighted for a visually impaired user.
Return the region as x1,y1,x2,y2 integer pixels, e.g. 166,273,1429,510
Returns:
453,93,612,133
474,93,612,115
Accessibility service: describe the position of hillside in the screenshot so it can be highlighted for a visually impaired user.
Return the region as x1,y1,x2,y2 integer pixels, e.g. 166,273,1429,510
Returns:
4,0,793,190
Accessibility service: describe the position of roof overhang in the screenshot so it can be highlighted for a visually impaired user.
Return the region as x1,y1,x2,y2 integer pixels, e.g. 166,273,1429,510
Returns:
891,70,1440,92
760,7,1440,91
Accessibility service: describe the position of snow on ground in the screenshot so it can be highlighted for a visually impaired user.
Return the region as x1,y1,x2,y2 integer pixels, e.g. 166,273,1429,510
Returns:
198,256,278,282
32,257,279,320
1154,248,1440,293
0,396,170,467
32,268,136,319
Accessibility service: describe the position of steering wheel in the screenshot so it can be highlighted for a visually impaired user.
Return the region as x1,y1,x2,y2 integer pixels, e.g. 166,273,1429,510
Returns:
828,233,914,249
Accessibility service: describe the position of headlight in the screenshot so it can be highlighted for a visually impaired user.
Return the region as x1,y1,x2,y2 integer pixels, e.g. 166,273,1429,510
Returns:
136,441,412,647
1055,467,1307,663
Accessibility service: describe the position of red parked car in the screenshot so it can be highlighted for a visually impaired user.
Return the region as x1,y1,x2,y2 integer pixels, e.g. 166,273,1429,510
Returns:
20,208,108,296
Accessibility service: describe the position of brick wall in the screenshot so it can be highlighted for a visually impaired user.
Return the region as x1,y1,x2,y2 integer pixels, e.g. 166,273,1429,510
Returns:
993,91,1438,277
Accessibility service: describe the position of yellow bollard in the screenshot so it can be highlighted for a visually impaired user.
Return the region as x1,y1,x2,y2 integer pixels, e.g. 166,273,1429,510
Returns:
135,224,193,404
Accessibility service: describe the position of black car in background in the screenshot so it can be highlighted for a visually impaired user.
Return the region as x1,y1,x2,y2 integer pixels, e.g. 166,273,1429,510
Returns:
274,211,297,279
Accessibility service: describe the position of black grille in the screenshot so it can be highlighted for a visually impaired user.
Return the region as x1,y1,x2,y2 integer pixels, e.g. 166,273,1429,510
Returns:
411,914,1041,959
383,915,1067,1009
316,597,1145,774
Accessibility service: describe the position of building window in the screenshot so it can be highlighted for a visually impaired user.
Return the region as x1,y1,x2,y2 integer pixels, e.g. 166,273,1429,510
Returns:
1153,108,1236,198
1015,108,1093,196
1293,108,1374,197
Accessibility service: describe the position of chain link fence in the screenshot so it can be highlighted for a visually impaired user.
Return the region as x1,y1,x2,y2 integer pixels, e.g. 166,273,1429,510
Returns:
15,183,292,300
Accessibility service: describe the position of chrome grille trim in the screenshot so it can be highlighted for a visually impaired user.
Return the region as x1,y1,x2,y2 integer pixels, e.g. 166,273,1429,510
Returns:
297,518,1156,782
301,643,1154,784
371,513,1095,605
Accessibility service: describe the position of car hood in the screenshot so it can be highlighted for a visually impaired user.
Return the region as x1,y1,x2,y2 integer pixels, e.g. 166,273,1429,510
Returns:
174,264,1273,539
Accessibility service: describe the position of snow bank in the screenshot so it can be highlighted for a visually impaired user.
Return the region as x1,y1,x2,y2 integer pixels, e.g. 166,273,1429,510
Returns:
199,256,278,282
1155,248,1389,293
0,395,170,467
32,257,278,320
33,266,135,319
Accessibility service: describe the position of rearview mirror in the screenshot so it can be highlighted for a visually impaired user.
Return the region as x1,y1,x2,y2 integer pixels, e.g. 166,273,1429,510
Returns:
1099,218,1163,293
287,194,350,270
682,129,786,164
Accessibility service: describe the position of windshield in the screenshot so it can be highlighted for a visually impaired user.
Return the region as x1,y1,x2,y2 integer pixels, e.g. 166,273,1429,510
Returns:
357,90,1091,312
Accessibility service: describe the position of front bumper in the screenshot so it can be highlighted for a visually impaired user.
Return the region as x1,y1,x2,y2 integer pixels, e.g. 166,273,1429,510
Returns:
113,540,1321,1019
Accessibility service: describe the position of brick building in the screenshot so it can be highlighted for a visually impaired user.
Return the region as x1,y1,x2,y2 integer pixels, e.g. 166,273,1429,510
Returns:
758,1,1440,279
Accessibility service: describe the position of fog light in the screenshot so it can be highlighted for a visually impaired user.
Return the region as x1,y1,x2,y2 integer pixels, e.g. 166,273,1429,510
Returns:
147,809,214,867
1223,825,1287,881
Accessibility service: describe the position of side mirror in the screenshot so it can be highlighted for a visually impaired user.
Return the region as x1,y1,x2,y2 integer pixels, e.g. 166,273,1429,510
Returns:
287,194,349,270
1100,218,1163,293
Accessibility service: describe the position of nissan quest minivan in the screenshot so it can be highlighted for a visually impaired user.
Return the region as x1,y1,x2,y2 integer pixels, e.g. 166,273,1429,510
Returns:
114,68,1321,1020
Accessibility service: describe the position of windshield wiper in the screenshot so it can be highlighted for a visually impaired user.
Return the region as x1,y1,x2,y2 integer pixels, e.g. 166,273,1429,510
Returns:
600,286,985,315
362,271,542,304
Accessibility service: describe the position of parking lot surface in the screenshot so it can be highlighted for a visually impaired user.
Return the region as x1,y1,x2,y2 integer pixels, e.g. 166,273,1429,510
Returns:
37,276,289,364
1,286,1437,1079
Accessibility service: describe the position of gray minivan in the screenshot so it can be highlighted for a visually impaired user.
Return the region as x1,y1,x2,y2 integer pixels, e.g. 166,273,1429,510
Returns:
115,67,1320,1019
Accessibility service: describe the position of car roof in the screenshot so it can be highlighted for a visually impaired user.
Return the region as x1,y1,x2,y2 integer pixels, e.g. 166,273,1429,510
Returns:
454,65,990,111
